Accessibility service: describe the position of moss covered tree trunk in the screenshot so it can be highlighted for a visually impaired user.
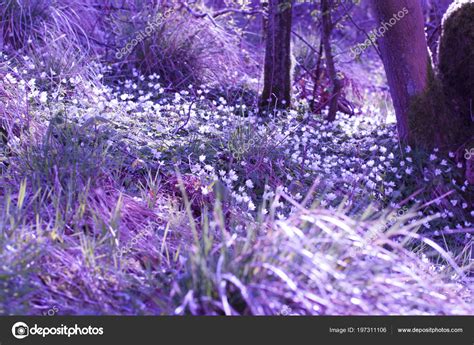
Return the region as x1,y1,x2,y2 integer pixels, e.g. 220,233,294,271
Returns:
369,0,429,144
260,0,293,109
371,0,472,150
438,0,474,135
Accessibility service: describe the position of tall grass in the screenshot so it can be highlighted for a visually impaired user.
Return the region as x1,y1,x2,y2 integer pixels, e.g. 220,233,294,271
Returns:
0,0,99,51
2,1,258,90
0,90,471,315
111,5,254,88
171,187,472,315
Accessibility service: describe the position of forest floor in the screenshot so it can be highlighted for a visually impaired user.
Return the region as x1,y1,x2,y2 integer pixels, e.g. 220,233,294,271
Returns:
0,59,473,315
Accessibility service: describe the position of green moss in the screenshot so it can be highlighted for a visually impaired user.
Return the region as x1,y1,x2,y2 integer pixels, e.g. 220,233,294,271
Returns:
438,1,474,128
408,62,459,150
409,1,474,151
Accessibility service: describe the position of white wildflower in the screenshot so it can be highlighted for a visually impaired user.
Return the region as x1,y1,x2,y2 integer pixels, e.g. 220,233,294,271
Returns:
39,91,48,103
248,201,256,211
229,170,238,181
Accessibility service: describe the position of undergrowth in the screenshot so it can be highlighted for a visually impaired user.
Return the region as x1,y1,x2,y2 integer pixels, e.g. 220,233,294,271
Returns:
0,2,472,316
0,61,472,315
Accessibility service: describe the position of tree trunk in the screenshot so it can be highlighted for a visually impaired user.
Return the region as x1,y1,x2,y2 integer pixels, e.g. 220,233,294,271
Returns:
369,0,430,143
321,0,341,122
438,0,474,131
260,0,293,110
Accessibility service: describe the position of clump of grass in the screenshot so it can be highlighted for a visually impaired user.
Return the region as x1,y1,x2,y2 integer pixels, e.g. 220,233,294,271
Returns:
0,114,167,314
111,5,251,88
0,0,99,52
21,29,98,93
0,0,51,50
0,187,47,315
172,190,472,315
0,0,104,95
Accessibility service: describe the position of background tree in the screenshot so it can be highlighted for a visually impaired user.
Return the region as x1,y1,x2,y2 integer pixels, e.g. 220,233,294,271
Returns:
260,0,293,109
321,0,342,122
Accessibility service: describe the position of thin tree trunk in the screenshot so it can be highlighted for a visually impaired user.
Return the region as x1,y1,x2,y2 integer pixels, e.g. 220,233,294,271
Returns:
260,0,293,110
321,0,341,122
311,40,324,111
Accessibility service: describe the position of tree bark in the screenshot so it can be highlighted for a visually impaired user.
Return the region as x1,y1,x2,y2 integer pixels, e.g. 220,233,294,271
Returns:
369,0,430,143
260,0,293,110
321,0,341,122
